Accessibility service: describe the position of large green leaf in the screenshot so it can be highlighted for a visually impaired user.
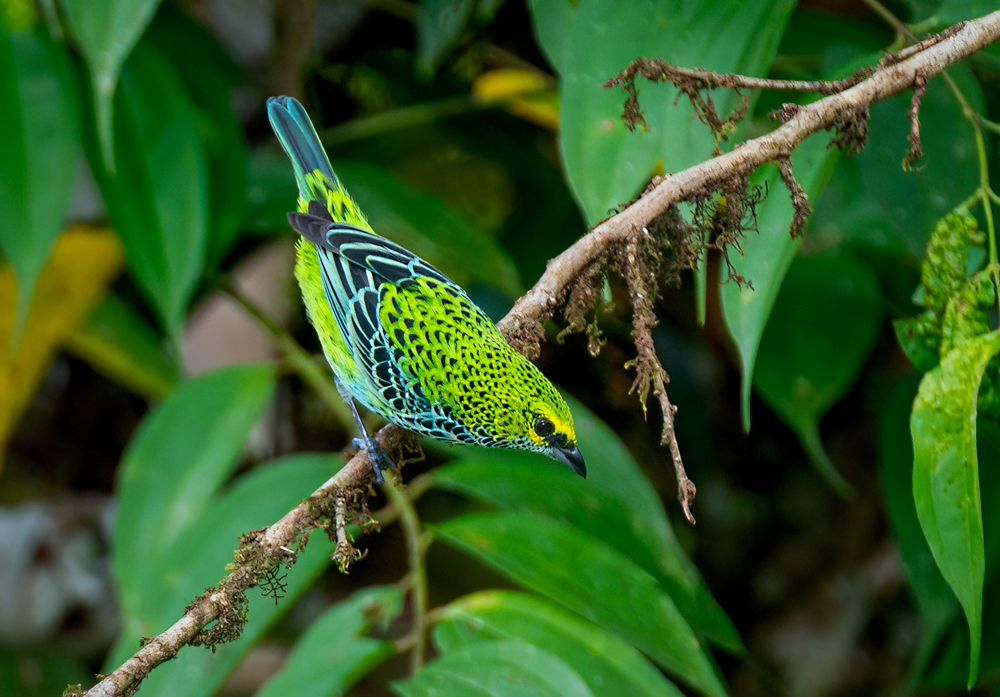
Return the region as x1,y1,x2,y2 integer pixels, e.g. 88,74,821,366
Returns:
433,512,726,697
528,0,795,223
394,640,593,697
752,251,882,492
434,396,739,652
60,0,160,169
145,6,247,270
719,133,841,430
105,453,337,697
84,40,208,345
912,330,1000,688
0,28,79,338
255,585,403,697
878,376,958,687
971,422,1000,677
111,363,275,633
915,420,1000,691
434,591,683,697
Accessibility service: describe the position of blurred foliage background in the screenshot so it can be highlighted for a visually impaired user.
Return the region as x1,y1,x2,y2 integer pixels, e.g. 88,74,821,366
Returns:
1,0,1000,695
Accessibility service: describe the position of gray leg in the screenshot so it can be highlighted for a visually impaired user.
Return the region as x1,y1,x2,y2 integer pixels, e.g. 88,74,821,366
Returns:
335,378,395,484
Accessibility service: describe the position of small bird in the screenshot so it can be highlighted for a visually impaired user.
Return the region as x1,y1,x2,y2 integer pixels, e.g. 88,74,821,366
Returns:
267,96,585,483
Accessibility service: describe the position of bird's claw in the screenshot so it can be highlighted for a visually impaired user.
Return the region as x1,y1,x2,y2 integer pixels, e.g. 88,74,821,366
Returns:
352,436,396,484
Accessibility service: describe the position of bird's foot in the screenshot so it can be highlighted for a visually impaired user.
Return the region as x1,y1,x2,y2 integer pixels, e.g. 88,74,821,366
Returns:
352,436,396,484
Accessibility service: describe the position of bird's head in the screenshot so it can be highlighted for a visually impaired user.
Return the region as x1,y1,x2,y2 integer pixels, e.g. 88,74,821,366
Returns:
513,388,585,478
480,353,585,478
449,337,586,478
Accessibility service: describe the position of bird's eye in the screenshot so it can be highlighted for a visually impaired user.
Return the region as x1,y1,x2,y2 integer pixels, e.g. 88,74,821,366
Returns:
534,417,555,438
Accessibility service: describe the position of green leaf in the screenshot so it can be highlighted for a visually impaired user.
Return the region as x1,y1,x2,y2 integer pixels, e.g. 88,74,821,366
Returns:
84,40,208,345
417,0,474,74
434,591,684,697
105,453,337,697
0,27,79,340
0,649,90,697
878,376,958,687
434,396,739,652
67,293,179,398
752,251,882,493
60,0,160,169
912,329,1000,688
393,639,593,697
433,512,726,697
973,421,1000,677
922,420,1000,690
528,0,795,223
255,585,403,697
719,133,841,431
332,160,523,297
111,363,275,631
809,64,981,263
145,6,247,270
417,0,506,72
893,212,987,381
894,316,943,373
934,0,1000,23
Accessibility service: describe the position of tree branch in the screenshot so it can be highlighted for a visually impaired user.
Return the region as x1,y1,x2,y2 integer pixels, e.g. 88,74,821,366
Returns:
76,11,1000,696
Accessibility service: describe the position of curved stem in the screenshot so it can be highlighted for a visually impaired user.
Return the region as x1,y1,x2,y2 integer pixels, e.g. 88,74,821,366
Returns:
974,131,999,268
862,0,912,43
382,474,429,674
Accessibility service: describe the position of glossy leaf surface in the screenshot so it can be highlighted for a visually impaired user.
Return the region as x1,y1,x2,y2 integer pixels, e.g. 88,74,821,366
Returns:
0,28,79,332
84,41,208,344
256,586,403,697
753,251,882,492
434,512,725,697
912,330,1000,687
434,591,683,697
529,0,795,223
60,0,160,167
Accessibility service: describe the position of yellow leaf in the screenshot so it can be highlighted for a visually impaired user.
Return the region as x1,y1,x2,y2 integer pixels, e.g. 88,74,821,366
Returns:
473,69,559,131
0,226,123,460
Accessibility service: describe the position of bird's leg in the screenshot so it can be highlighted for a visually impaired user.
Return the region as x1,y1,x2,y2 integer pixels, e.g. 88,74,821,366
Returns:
336,378,395,484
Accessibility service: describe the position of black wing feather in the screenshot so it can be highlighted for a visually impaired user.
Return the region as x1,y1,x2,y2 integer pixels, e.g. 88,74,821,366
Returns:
287,211,451,287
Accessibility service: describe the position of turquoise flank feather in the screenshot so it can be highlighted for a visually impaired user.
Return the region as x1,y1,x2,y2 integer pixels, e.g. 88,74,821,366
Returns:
267,96,585,482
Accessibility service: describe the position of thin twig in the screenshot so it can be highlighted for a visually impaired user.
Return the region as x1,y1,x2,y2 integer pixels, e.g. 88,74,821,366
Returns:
863,0,911,40
605,60,867,95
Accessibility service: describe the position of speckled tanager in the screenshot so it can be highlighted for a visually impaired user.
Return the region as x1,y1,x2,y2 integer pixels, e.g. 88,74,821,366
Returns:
267,96,585,483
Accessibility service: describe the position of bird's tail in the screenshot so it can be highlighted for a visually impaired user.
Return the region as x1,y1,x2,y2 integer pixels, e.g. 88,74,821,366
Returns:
267,96,369,229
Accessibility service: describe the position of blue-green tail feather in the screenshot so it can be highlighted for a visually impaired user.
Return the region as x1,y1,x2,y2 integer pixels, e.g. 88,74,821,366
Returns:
266,96,338,201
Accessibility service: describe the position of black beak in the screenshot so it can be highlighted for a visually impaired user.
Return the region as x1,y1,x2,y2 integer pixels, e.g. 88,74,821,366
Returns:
551,444,586,478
